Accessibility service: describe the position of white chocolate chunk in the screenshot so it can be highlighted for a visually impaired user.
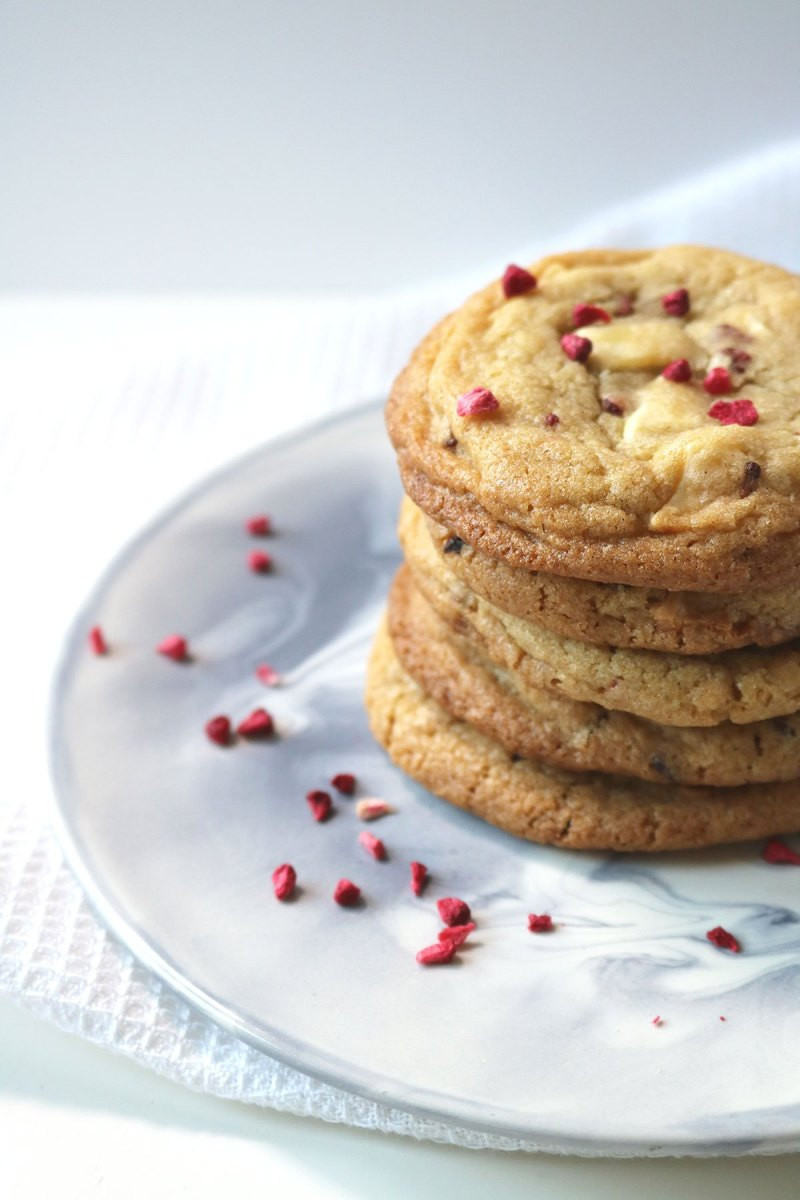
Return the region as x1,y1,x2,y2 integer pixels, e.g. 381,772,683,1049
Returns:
583,320,695,371
622,378,706,443
356,797,395,820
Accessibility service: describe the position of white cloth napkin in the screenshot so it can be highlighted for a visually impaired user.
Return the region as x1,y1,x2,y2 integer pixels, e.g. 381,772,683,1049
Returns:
3,139,800,1155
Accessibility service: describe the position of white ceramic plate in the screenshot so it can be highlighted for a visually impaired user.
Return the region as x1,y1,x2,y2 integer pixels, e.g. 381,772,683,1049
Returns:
49,403,800,1155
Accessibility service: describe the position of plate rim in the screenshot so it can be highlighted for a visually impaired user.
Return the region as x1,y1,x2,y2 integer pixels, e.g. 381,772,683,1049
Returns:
45,400,800,1157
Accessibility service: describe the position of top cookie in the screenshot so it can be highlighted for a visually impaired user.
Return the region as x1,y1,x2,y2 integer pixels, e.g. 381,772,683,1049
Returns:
387,246,800,591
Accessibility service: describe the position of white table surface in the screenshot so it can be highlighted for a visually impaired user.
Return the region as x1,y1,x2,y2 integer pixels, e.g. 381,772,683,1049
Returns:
2,991,799,1200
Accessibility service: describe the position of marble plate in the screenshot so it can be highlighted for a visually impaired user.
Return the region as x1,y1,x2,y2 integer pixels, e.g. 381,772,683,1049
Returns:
49,403,800,1156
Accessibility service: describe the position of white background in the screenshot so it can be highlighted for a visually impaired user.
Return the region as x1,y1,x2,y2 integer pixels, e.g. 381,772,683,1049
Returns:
4,0,800,292
3,2,800,1197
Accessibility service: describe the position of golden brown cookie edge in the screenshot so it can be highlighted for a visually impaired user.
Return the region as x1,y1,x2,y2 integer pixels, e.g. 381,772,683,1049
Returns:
366,615,800,852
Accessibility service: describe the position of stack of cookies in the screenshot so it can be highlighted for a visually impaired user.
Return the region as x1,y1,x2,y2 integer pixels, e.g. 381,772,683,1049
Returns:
366,246,800,851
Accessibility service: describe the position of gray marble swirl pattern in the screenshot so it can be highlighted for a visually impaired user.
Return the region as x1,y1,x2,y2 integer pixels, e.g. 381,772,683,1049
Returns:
49,405,800,1154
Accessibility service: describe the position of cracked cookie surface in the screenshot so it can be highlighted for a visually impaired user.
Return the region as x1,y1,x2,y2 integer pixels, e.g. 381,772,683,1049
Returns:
388,247,800,591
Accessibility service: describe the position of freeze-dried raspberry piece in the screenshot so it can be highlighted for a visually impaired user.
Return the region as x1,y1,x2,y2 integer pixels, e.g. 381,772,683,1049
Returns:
306,790,333,822
248,550,272,573
662,288,689,316
706,925,741,952
88,626,108,655
438,921,475,949
272,863,296,901
763,837,800,865
416,942,456,966
707,399,759,426
662,358,692,382
716,321,750,342
236,708,274,737
601,397,625,416
246,514,271,536
727,348,752,373
573,303,611,327
703,367,733,396
437,897,471,927
331,773,356,795
358,830,387,861
156,634,188,662
527,913,554,933
410,861,428,896
205,715,232,746
544,412,560,427
501,264,537,298
456,387,499,417
333,879,361,906
560,333,592,362
255,663,281,686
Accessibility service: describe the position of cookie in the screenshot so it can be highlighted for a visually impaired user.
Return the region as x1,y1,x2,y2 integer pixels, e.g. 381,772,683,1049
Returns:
387,566,800,787
405,499,800,655
366,618,800,852
401,510,800,726
387,247,800,592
